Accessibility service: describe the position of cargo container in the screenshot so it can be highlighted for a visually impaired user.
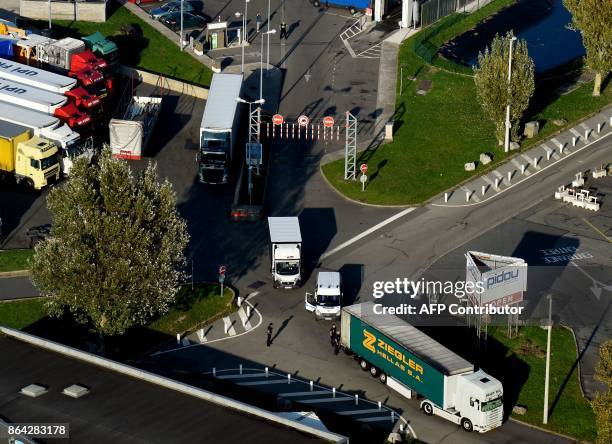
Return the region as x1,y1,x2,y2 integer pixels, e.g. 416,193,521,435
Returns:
340,302,504,433
198,73,243,184
0,120,60,189
0,77,90,129
109,96,162,160
0,102,93,175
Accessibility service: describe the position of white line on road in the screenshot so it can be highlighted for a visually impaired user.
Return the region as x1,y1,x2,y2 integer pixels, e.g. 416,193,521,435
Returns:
223,317,236,336
237,306,252,330
300,397,353,403
319,207,415,260
217,373,268,379
237,380,287,386
492,170,503,179
338,408,389,415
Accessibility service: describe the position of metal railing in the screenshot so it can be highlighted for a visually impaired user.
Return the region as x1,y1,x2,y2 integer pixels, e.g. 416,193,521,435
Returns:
420,0,495,27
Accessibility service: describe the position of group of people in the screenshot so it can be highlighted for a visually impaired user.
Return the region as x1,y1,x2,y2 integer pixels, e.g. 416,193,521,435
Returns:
330,323,342,355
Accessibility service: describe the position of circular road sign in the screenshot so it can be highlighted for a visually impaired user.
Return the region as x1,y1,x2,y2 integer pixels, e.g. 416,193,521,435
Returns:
322,116,335,128
360,163,368,174
272,114,284,125
218,265,227,275
297,115,310,127
360,174,367,184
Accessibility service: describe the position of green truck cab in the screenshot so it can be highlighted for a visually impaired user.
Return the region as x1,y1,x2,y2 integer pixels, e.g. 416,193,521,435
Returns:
0,121,60,190
82,32,118,70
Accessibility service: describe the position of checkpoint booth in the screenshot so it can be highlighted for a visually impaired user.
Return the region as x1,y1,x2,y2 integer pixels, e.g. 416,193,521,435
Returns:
204,20,228,50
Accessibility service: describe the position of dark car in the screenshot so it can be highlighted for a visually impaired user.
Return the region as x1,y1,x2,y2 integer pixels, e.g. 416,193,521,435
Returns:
160,12,207,31
150,1,195,20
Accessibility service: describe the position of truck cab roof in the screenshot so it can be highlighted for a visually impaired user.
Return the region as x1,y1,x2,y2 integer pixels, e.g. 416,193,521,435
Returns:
460,369,503,400
316,271,341,295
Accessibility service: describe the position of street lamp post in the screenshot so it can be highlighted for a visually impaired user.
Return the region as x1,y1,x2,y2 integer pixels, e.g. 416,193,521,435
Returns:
48,0,52,29
266,0,271,69
241,0,250,74
504,36,517,153
543,294,553,424
260,29,276,101
180,0,184,51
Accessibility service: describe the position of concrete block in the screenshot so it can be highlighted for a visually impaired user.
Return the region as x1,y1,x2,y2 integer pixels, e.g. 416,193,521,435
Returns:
523,121,539,138
385,121,394,141
464,162,476,172
512,405,527,415
509,141,520,151
479,153,492,165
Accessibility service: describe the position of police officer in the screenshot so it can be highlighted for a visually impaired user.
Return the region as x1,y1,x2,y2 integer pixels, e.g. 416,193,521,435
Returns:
266,323,273,346
279,21,288,40
329,323,337,346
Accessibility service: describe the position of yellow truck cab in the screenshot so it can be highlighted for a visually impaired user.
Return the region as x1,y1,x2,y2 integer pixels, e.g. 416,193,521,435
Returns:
0,120,60,189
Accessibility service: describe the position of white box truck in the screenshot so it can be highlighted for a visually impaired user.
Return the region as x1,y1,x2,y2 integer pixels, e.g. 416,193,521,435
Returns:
0,102,93,175
109,96,162,160
341,302,504,433
305,271,342,320
198,73,243,184
268,217,302,289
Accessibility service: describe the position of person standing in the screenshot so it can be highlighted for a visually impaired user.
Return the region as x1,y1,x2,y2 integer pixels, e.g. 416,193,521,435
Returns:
279,21,288,40
329,324,337,346
334,331,342,355
256,12,262,33
266,322,273,346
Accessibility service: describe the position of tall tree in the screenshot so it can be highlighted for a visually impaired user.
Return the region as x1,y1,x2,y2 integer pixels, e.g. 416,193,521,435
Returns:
31,149,189,336
593,340,612,444
474,31,535,145
564,0,612,96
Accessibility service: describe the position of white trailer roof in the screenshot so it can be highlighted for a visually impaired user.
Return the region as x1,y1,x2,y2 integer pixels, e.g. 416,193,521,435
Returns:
317,272,341,296
52,37,85,52
0,101,60,130
0,59,76,93
200,73,243,131
344,302,474,376
0,77,67,108
13,34,54,48
268,217,302,243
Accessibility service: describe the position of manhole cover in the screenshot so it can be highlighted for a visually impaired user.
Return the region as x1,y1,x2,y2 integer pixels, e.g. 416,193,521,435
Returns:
248,281,266,290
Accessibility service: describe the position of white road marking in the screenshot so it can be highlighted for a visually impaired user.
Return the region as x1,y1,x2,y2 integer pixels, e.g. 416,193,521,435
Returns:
521,153,536,166
282,391,330,397
217,373,268,379
358,416,396,422
338,408,388,415
319,207,415,260
511,158,530,176
570,128,582,139
237,380,287,386
300,397,353,403
223,317,236,336
238,306,252,330
461,185,480,202
492,170,503,179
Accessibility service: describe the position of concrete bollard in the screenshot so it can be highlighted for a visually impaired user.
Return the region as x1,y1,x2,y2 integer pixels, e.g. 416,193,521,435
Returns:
495,178,500,190
585,129,589,141
213,367,216,377
572,136,577,147
239,364,243,375
287,374,291,384
444,192,448,203
378,401,382,411
391,411,395,423
237,296,243,307
265,367,269,378
355,394,359,406
597,123,602,133
546,150,551,161
247,306,251,318
558,142,563,151
533,157,538,168
333,387,336,398
507,171,512,183
560,145,564,154
224,323,229,334
466,191,470,202
176,333,180,344
310,381,313,392
482,185,486,196
521,164,526,174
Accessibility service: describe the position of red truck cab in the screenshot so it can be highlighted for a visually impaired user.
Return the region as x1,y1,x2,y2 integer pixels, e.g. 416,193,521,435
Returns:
54,102,91,129
71,49,107,73
65,86,101,109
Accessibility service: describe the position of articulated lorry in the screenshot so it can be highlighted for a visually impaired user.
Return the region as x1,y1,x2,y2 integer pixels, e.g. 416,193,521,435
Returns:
268,217,302,289
0,58,100,109
0,77,90,129
198,73,243,184
0,120,60,189
341,302,504,433
109,96,162,160
0,102,93,175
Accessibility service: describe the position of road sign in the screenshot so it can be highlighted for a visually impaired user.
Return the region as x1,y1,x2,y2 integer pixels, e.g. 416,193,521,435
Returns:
272,114,284,125
297,115,310,127
360,163,368,174
218,265,226,275
323,116,335,128
360,174,367,191
246,143,263,166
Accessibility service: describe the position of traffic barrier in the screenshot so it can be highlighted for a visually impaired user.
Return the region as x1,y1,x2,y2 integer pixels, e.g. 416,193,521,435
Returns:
572,136,577,147
572,172,584,187
465,191,470,202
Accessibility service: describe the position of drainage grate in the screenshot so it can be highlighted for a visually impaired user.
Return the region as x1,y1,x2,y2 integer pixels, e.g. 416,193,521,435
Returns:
20,384,48,398
62,384,89,399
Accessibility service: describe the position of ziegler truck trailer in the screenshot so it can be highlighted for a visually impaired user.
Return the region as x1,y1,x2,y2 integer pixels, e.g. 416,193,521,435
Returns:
0,120,60,189
109,96,162,160
341,302,504,433
0,58,100,109
0,77,90,129
198,73,243,185
0,102,93,175
268,217,302,289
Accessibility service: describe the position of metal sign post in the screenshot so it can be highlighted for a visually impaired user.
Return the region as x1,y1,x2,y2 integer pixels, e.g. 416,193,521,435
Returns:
344,112,357,180
218,265,227,297
360,174,367,191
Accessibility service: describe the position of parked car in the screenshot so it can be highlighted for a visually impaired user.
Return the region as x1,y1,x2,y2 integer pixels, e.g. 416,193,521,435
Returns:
160,12,208,31
150,1,195,20
128,0,163,5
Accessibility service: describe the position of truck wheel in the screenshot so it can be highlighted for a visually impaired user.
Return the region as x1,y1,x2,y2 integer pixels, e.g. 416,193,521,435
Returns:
25,178,35,189
422,402,433,416
369,366,379,377
379,373,387,384
359,358,369,371
461,418,473,432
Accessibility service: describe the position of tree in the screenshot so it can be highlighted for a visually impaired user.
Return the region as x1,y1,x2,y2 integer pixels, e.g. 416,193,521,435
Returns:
474,31,535,145
564,0,612,96
31,149,189,337
593,340,612,444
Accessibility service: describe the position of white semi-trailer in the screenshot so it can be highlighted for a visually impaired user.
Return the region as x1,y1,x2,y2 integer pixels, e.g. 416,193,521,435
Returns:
0,58,76,92
0,102,92,175
268,217,302,289
341,302,504,433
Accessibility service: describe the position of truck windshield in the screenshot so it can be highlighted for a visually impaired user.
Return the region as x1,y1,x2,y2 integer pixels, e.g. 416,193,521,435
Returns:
40,153,59,171
201,131,228,150
201,152,227,165
481,397,503,412
276,261,299,276
318,294,340,306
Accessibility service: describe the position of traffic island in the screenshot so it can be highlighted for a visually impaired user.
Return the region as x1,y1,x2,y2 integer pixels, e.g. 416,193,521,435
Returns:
0,249,33,274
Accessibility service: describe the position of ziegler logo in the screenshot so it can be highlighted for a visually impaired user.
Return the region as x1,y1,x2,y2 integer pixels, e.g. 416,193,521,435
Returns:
363,330,376,353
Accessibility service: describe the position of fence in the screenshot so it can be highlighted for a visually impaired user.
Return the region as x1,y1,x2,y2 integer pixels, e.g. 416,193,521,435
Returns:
420,0,495,27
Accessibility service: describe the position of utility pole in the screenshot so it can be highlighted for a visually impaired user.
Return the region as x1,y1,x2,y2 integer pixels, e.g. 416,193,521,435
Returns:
504,36,517,153
180,0,184,51
241,0,250,73
48,0,52,29
543,294,552,424
266,0,271,69
260,29,276,101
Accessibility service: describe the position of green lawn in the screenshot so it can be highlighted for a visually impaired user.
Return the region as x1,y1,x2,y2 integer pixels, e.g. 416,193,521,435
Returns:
488,326,596,441
0,249,33,272
149,283,234,335
322,1,612,205
49,4,212,87
0,298,46,329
